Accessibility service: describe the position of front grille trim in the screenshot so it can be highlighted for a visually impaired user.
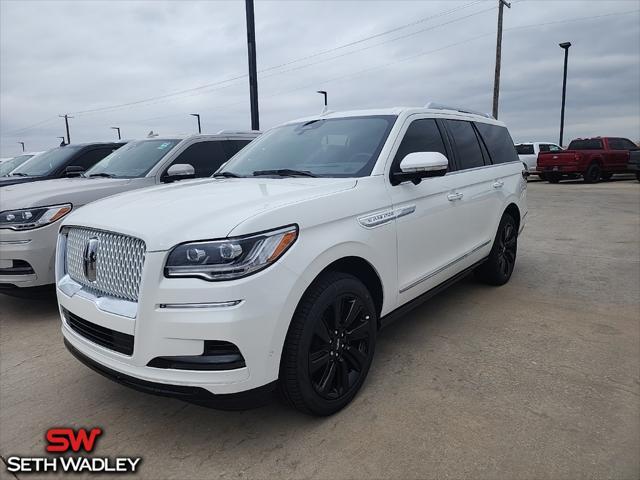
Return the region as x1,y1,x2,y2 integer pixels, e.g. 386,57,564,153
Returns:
65,227,146,302
64,308,134,356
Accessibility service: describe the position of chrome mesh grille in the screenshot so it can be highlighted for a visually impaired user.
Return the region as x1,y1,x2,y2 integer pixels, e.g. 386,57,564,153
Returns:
65,227,146,302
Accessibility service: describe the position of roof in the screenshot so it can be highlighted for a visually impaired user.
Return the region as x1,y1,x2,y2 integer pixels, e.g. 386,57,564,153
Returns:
282,105,506,127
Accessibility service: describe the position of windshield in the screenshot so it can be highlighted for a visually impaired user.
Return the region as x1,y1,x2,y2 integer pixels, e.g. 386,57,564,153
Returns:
219,116,396,178
515,144,534,155
568,139,603,150
0,154,34,176
11,146,82,176
86,139,180,178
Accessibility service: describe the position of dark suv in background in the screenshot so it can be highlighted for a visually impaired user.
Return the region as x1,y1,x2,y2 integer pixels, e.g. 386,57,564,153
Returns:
0,142,125,187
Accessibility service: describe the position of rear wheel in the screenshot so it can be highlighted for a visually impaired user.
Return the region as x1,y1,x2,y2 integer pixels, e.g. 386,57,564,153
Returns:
538,173,546,181
279,272,377,416
475,213,517,286
547,173,560,183
583,163,601,183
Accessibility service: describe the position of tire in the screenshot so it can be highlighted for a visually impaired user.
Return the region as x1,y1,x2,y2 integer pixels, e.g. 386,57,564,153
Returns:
538,173,546,181
279,272,377,416
600,172,613,181
547,173,560,183
583,163,601,183
475,213,517,286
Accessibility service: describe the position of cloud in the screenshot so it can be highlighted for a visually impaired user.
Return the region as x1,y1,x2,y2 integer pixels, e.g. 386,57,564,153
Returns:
1,0,639,155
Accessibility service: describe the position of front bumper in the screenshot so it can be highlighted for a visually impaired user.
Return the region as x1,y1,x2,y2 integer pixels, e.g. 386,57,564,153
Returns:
58,249,303,397
0,222,60,288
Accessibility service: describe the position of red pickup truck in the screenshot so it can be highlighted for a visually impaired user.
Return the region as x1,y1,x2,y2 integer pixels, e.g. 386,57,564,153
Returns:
538,137,639,183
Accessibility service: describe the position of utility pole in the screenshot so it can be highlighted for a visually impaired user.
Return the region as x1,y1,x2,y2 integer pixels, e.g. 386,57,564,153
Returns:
245,0,259,131
59,114,73,144
559,42,572,147
18,142,25,152
110,126,121,140
190,113,202,134
492,0,511,119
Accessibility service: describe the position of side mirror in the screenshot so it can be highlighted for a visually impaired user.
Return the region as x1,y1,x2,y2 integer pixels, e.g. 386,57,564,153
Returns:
65,166,85,177
391,152,448,185
163,163,195,183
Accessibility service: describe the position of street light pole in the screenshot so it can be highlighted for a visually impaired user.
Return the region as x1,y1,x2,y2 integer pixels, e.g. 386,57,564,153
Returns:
492,0,511,120
18,142,25,152
317,90,328,106
110,126,121,140
245,0,260,131
190,114,201,134
559,42,572,147
59,114,73,144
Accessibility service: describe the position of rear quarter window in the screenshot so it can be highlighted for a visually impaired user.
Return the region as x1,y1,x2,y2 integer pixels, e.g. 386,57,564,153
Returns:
568,139,603,150
475,122,518,164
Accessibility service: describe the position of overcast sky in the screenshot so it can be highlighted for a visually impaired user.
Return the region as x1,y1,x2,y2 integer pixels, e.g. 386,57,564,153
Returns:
1,0,639,156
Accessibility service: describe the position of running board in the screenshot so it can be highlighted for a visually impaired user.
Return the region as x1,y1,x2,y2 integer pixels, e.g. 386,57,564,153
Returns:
379,257,488,329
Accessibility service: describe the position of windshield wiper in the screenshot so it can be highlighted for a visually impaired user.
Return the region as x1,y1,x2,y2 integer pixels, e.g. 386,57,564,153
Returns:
252,169,317,178
87,173,115,178
9,172,29,177
213,171,243,179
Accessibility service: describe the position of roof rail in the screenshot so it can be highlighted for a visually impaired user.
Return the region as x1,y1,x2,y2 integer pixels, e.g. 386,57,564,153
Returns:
425,102,494,119
216,129,261,135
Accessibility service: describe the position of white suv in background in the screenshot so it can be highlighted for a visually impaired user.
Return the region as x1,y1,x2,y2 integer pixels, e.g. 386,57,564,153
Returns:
57,104,527,415
0,132,258,293
515,142,563,178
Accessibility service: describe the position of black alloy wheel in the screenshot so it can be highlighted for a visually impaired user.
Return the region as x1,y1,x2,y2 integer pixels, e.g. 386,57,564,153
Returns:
309,293,373,399
583,162,601,183
279,272,377,415
475,212,518,286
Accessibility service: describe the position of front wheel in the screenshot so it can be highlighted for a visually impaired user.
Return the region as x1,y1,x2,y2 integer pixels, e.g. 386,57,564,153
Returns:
547,173,560,183
475,213,517,286
583,163,601,183
279,272,377,415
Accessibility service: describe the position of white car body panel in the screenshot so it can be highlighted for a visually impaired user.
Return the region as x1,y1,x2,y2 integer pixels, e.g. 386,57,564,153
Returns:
516,142,562,174
56,106,528,398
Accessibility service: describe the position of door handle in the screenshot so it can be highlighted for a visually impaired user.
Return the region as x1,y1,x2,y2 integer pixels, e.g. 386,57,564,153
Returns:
447,192,463,201
492,180,504,189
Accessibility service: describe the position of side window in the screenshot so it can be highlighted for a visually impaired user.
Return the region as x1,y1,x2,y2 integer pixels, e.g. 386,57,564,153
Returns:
222,140,251,159
609,138,639,151
167,141,230,177
538,144,550,152
548,144,562,151
446,120,485,169
391,119,447,173
473,122,518,165
70,148,116,170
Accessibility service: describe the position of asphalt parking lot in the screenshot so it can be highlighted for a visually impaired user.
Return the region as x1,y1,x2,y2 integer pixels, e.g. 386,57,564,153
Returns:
1,178,639,480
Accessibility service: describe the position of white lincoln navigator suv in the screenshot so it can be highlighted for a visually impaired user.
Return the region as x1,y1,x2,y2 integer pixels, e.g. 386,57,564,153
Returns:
57,104,527,415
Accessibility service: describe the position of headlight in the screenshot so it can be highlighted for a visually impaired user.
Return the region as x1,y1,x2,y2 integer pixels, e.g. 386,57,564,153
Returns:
164,224,298,281
0,204,72,231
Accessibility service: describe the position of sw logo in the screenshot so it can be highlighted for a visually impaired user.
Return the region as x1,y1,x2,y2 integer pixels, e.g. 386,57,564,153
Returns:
46,427,102,452
5,427,142,474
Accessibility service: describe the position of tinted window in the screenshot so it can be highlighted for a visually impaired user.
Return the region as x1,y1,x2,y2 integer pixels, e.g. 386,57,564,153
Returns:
516,144,534,155
222,140,251,159
548,144,562,151
10,145,82,176
609,138,639,151
168,141,230,178
474,122,518,164
220,116,396,178
446,120,485,169
391,119,447,172
88,139,180,178
71,148,118,171
538,144,550,152
568,139,603,150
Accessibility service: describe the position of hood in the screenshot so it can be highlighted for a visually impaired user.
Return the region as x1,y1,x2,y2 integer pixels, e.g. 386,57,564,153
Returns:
63,177,356,251
0,177,137,210
0,175,47,187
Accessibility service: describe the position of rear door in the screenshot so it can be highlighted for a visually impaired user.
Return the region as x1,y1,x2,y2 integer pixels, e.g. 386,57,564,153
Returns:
606,138,634,171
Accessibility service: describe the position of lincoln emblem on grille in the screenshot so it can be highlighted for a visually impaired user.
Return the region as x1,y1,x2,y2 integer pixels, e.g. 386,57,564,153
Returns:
83,237,99,282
